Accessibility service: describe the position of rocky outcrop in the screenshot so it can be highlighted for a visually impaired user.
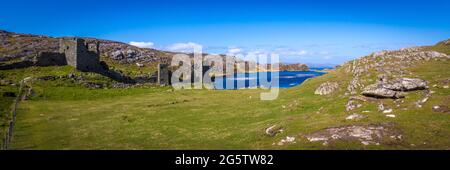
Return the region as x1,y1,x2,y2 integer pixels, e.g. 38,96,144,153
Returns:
0,30,173,64
362,84,405,99
362,78,427,99
304,124,401,146
314,82,339,95
381,78,428,91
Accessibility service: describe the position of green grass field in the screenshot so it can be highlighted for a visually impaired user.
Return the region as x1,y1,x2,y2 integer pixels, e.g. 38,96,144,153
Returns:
3,58,448,149
1,41,449,150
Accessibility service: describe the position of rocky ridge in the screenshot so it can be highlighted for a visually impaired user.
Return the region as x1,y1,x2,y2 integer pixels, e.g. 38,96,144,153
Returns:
306,40,450,147
0,30,174,64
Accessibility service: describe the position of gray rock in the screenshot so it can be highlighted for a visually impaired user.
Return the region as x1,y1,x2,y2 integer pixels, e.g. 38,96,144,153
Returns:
314,82,339,95
265,125,283,137
345,100,362,111
346,113,364,120
362,84,405,99
304,124,400,146
382,78,427,91
111,51,124,60
362,77,427,99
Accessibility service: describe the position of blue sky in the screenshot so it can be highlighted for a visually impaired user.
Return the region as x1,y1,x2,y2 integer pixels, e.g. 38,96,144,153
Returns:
1,0,450,65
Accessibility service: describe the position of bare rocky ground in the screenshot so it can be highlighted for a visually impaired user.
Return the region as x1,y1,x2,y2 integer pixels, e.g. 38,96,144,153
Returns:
304,123,401,146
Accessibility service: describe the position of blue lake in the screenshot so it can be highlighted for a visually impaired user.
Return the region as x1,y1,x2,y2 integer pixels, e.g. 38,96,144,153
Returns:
214,71,326,89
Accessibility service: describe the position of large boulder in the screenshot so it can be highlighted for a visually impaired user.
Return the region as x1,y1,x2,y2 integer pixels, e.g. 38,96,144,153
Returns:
315,82,339,95
362,78,427,99
362,84,404,99
382,78,427,91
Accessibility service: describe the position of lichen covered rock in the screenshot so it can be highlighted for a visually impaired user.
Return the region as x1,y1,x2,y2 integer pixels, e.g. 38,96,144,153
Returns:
315,81,339,95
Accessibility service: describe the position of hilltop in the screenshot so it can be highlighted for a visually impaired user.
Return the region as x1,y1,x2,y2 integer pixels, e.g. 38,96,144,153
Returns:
0,30,174,64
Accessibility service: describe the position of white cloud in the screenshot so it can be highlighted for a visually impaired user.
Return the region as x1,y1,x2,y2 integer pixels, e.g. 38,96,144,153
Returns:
166,42,203,53
129,41,154,48
247,49,267,56
227,47,242,55
274,48,308,56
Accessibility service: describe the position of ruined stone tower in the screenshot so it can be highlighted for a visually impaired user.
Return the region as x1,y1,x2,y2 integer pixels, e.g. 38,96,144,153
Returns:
158,63,170,86
59,38,100,71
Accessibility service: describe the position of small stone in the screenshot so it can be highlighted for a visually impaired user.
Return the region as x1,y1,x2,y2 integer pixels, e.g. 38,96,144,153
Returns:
432,105,450,113
286,136,295,142
378,103,385,111
135,63,144,67
265,125,283,136
420,97,428,103
386,114,396,118
307,137,328,142
383,109,393,113
346,113,364,120
361,141,370,145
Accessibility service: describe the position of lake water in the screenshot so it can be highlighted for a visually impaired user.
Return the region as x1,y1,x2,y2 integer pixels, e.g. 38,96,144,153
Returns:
214,71,326,89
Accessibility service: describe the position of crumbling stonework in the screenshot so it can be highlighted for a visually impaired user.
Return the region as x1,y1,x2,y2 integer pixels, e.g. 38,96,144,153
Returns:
59,38,100,71
0,37,101,72
33,52,67,66
158,63,170,86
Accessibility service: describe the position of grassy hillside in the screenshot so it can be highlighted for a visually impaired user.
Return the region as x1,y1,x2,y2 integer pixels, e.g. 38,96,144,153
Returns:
2,40,449,150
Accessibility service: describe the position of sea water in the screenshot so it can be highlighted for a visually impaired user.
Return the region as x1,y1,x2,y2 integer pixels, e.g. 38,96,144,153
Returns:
214,71,326,89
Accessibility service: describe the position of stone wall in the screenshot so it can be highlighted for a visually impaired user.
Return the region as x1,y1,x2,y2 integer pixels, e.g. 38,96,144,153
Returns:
59,38,79,68
34,52,67,66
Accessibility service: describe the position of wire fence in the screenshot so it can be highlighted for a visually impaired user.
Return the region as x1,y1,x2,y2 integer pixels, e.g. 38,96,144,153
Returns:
1,80,25,150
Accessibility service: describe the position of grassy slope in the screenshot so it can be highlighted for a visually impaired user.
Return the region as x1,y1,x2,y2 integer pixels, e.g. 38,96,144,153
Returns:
4,43,450,150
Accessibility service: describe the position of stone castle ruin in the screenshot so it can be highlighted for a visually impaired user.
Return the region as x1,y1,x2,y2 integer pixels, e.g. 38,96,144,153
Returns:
0,37,101,72
0,37,212,86
158,64,170,85
58,38,100,71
